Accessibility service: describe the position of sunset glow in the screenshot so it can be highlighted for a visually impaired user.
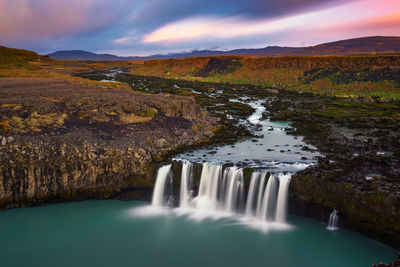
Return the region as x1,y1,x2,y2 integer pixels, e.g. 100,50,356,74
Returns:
0,0,399,55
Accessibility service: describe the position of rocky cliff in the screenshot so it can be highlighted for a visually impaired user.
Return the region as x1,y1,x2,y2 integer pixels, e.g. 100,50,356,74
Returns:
129,55,400,100
0,77,218,209
137,55,400,74
267,94,400,248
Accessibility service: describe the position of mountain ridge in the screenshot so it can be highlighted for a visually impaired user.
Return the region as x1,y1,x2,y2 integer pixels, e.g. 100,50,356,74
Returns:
46,36,400,61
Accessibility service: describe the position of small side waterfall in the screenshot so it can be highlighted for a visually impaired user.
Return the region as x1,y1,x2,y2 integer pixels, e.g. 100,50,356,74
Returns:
180,161,193,208
327,210,339,230
151,165,173,207
151,162,292,224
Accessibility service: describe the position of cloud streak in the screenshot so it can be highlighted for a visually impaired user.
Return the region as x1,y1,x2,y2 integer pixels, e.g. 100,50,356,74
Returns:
143,0,400,45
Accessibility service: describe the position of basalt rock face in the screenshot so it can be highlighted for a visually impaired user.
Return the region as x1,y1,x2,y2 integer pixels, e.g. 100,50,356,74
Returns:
0,78,218,209
290,165,400,247
266,94,400,247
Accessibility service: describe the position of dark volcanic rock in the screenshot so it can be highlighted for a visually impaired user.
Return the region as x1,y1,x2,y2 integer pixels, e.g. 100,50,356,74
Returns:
0,78,219,209
267,94,400,247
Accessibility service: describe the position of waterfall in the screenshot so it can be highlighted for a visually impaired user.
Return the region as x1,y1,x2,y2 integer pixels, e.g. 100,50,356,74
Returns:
223,167,244,213
275,174,292,223
258,174,278,221
245,172,261,217
255,172,267,217
151,162,292,225
191,164,244,213
195,163,222,211
327,210,339,230
151,165,173,207
180,161,193,208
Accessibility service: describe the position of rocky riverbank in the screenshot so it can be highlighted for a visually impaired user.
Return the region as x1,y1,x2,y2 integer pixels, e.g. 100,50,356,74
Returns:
266,93,400,248
0,77,218,209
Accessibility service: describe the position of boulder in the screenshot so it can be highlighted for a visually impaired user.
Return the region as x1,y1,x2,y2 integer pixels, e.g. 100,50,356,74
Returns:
138,148,147,157
266,89,279,94
365,176,374,181
155,138,168,149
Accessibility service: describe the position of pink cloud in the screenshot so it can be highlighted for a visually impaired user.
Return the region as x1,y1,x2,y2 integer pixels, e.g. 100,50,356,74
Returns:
142,0,400,45
0,0,89,42
0,0,126,43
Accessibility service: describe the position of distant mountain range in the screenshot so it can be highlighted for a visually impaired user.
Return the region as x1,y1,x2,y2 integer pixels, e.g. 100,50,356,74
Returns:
47,36,400,61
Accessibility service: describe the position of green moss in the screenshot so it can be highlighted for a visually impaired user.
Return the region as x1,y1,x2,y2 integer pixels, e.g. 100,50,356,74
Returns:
313,100,400,121
172,103,180,112
10,116,24,132
142,108,158,117
373,192,384,204
152,154,164,162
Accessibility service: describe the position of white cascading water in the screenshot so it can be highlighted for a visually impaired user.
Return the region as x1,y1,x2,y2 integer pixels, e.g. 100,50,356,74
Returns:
180,161,193,208
151,164,172,207
275,174,292,223
152,162,292,224
327,210,339,230
223,167,244,213
245,172,261,217
194,163,222,210
259,175,279,221
255,172,267,217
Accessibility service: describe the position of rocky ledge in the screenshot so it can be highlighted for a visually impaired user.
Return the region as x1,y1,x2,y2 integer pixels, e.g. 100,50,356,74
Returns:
0,77,218,209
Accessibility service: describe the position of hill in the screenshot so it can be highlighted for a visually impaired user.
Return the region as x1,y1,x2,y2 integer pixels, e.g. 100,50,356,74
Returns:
47,50,123,61
0,46,45,65
47,36,400,61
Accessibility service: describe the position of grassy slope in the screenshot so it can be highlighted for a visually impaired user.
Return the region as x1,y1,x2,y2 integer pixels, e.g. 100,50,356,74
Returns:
0,47,150,134
0,46,42,65
1,45,399,100
129,55,400,100
0,46,132,88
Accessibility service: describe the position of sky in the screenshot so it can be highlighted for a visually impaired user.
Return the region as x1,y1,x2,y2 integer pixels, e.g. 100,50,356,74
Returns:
0,0,399,56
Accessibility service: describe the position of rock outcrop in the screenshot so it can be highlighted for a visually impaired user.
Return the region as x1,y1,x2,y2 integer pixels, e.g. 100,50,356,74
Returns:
0,78,218,209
